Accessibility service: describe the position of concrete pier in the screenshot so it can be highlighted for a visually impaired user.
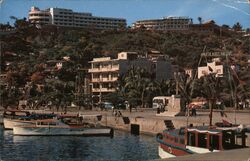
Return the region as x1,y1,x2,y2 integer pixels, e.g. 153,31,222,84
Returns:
95,111,250,146
153,148,250,161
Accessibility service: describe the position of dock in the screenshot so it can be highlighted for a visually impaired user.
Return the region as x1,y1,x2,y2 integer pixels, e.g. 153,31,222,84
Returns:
153,148,250,161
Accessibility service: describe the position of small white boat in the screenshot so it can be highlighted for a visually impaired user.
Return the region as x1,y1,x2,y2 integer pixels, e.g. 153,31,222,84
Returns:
3,110,57,130
13,119,113,137
3,110,31,129
4,119,35,130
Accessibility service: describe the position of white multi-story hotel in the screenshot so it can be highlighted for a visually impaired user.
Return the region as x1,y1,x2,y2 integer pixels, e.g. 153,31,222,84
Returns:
132,16,193,31
89,52,173,103
28,6,126,29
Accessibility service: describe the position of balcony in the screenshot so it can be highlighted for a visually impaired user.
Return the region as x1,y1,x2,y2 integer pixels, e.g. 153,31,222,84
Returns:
91,77,118,82
92,88,116,92
88,66,119,73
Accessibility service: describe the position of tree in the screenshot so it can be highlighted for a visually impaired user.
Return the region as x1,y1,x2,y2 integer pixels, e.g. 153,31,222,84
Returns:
222,24,230,29
117,66,155,108
198,17,202,24
31,72,44,83
157,79,175,96
176,73,194,110
198,73,222,126
232,22,242,31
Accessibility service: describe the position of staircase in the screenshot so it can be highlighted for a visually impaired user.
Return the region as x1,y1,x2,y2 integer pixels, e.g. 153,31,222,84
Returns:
164,120,175,130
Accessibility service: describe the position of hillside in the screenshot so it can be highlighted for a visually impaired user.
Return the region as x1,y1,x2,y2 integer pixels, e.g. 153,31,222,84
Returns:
0,23,249,108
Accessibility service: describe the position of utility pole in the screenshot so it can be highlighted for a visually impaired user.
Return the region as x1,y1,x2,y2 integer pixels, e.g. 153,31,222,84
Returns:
175,72,179,95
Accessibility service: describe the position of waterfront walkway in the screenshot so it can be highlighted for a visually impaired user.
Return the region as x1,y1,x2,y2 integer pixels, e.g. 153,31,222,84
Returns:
1,107,249,161
154,148,250,161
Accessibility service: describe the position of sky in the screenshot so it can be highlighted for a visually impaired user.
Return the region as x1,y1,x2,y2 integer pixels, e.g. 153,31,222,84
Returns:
0,0,249,28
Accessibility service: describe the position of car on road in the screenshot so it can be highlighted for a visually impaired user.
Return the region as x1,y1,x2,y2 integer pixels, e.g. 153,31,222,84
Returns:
116,103,126,110
100,102,114,110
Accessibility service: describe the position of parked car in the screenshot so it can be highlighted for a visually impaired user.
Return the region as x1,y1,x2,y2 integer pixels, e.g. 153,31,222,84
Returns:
100,102,114,110
115,103,126,110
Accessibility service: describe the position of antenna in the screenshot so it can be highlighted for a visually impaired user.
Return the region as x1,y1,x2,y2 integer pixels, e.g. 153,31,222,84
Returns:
225,53,237,125
187,45,206,127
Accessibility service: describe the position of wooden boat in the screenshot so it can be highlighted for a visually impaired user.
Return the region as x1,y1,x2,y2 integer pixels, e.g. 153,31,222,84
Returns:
156,125,248,158
13,118,113,137
156,51,249,158
3,109,56,130
3,109,31,129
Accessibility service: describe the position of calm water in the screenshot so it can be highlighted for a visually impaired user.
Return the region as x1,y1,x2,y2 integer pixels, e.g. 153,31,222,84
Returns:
0,126,159,161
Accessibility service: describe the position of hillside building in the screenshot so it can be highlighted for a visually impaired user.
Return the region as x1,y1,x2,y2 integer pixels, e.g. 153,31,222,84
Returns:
189,20,220,33
28,6,126,30
198,59,224,78
132,16,193,31
88,52,173,103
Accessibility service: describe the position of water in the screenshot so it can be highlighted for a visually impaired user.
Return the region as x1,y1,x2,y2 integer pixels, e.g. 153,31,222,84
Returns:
0,126,159,161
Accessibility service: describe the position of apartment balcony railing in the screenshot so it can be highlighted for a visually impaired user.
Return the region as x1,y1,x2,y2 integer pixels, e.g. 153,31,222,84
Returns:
92,88,116,92
91,77,118,82
88,66,119,73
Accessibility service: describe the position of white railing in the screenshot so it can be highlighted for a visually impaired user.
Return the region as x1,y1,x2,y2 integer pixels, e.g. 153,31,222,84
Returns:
92,88,116,92
88,66,119,73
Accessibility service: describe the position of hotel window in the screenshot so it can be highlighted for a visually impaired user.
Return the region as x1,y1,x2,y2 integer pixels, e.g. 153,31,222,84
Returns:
102,73,108,79
202,70,207,75
93,74,99,79
93,83,99,88
102,83,109,88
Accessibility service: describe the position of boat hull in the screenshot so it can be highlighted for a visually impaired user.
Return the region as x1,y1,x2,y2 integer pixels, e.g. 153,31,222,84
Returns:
3,119,33,130
158,146,176,158
158,143,193,158
13,126,113,136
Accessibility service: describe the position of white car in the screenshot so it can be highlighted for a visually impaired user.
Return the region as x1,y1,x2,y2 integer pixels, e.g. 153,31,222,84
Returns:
100,102,114,110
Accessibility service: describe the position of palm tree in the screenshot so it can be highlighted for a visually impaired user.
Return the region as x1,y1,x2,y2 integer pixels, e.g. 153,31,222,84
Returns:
119,66,156,108
124,67,145,107
176,73,194,111
199,73,222,126
157,79,176,96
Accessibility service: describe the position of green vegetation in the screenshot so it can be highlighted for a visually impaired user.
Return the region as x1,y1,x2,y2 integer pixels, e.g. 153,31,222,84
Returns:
1,19,249,109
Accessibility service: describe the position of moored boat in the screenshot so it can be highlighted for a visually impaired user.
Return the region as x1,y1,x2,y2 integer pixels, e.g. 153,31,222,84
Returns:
13,117,113,137
3,109,31,129
3,109,57,129
156,125,248,158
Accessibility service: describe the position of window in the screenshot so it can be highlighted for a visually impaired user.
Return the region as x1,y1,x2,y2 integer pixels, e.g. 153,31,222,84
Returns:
222,131,236,149
180,138,185,144
202,70,208,75
198,133,207,148
210,135,220,150
102,73,108,79
217,69,221,73
187,132,196,146
102,83,109,88
93,83,99,88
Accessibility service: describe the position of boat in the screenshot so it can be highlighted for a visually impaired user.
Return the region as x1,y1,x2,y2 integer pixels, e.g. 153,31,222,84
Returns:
13,116,114,137
3,109,57,129
3,109,31,119
156,51,250,158
156,125,248,158
3,109,31,129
